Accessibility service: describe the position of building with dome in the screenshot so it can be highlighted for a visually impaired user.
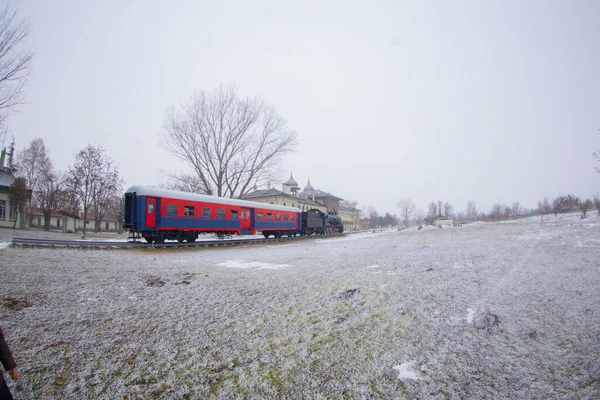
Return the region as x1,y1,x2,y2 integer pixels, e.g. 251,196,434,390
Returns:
242,173,362,231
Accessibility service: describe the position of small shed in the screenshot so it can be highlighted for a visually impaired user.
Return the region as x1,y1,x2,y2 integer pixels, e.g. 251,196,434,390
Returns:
435,217,454,228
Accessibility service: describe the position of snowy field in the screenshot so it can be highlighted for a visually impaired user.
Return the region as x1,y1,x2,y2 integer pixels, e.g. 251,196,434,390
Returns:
1,221,599,399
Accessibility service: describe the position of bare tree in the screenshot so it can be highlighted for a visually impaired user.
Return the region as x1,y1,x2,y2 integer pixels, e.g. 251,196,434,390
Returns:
593,195,600,219
363,206,378,229
579,198,592,219
552,196,563,225
414,209,425,226
106,195,125,234
37,170,65,230
396,198,416,227
15,137,52,206
466,201,477,221
91,159,123,232
160,171,207,194
436,200,443,217
0,7,34,127
160,84,298,198
443,202,453,218
538,197,551,224
489,204,503,220
68,145,122,237
511,201,521,217
426,202,438,225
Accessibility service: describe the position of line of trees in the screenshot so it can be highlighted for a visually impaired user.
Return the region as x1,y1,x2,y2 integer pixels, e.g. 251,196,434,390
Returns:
13,138,124,233
392,193,600,228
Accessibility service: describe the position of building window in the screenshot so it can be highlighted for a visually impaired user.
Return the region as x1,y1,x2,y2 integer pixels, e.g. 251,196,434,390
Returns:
85,220,90,225
217,208,225,218
202,207,210,217
57,219,61,228
184,206,195,216
9,206,16,221
267,213,272,220
37,216,41,226
105,222,109,230
257,212,263,220
166,204,177,215
0,200,5,219
283,202,286,206
230,210,238,219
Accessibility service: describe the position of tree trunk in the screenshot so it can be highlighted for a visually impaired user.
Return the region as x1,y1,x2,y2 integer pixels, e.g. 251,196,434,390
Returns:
43,210,52,230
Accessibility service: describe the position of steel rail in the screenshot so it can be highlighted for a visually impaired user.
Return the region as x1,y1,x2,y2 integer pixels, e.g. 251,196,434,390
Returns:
11,233,344,249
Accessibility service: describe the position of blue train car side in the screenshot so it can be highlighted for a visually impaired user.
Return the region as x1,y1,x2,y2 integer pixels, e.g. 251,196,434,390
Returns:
124,186,302,243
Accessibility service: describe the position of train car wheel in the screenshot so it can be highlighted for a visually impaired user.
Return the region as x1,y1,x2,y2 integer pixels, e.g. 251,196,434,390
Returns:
145,237,154,244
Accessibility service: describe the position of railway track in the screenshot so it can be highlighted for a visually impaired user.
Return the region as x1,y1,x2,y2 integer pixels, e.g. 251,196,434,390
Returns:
11,233,344,249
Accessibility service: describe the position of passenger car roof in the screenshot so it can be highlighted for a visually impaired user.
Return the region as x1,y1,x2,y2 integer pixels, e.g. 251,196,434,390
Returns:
125,186,300,213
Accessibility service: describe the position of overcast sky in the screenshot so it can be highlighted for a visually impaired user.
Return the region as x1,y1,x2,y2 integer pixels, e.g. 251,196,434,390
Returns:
3,0,600,215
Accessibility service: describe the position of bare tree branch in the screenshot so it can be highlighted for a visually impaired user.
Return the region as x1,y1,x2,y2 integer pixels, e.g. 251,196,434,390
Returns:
160,84,298,199
0,7,34,126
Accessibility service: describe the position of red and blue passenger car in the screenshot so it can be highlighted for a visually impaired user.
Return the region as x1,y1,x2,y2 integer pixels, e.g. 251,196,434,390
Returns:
124,186,302,243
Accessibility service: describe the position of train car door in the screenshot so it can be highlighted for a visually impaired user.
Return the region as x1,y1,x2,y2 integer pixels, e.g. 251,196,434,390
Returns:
146,197,157,228
241,207,251,233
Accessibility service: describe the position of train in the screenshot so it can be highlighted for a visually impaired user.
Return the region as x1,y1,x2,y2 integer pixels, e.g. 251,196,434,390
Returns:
123,186,343,243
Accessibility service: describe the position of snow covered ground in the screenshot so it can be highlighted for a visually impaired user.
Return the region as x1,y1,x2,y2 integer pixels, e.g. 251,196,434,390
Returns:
1,222,599,399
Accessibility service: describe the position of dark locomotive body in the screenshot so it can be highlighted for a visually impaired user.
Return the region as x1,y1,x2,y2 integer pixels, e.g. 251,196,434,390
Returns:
301,209,344,236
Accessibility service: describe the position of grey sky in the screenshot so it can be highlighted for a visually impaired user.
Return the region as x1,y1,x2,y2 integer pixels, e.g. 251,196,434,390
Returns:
4,0,600,215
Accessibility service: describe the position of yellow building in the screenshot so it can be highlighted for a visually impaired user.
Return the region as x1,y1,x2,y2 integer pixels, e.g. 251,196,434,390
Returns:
242,174,361,231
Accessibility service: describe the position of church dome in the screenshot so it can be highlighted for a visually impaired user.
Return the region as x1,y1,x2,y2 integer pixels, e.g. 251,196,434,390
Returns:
303,178,314,192
284,173,300,190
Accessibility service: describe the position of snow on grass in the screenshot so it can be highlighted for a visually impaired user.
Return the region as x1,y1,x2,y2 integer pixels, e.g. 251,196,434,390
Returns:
393,361,427,380
1,223,599,399
0,242,10,250
466,308,475,324
217,260,292,270
366,264,379,269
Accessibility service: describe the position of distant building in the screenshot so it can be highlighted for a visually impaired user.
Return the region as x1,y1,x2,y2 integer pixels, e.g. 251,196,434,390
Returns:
0,150,28,229
27,207,80,233
242,173,361,231
435,216,454,228
78,213,120,232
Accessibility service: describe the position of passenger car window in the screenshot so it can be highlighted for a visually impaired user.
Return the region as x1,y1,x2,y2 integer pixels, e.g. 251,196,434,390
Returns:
148,203,154,214
257,212,263,220
267,213,272,220
184,205,194,216
202,207,210,217
217,208,225,218
284,214,288,221
276,213,281,221
166,204,177,215
231,210,238,219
